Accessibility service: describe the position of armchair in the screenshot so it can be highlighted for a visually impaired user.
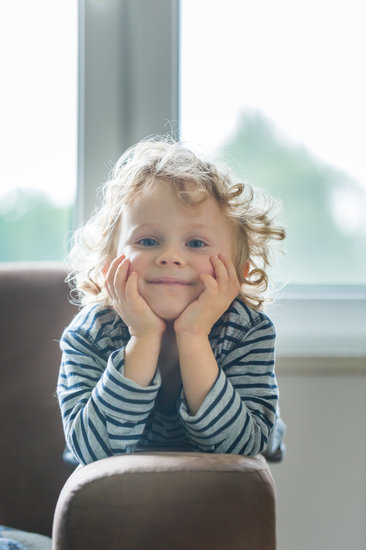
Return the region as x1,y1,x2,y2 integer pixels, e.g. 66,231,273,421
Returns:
53,451,276,550
0,264,277,550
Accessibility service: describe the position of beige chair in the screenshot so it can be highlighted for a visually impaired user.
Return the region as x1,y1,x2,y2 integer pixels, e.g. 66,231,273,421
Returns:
0,264,277,549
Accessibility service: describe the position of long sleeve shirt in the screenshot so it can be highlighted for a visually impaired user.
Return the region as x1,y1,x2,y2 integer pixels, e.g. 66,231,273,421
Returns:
57,297,279,465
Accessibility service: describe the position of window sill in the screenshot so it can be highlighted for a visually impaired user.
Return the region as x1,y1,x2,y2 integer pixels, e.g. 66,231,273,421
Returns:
267,286,366,359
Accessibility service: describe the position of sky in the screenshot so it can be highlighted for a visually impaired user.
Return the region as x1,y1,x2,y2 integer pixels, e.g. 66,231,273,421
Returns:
0,0,365,207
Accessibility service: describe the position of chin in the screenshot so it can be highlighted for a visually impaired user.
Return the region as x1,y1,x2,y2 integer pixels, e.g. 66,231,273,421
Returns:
150,302,187,322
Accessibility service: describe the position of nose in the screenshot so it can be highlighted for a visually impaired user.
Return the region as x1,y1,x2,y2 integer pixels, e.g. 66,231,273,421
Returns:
155,247,186,267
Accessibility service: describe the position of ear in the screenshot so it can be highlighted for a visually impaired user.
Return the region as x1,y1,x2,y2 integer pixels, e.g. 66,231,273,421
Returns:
243,261,250,279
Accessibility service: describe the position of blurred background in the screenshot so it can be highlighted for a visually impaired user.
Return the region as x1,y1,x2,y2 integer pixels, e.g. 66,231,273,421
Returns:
1,1,365,549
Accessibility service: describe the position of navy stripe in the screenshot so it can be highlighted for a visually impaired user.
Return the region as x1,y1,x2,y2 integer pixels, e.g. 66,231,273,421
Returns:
109,433,141,441
60,388,88,406
244,396,277,414
105,414,145,428
88,417,113,457
185,375,229,426
188,389,236,434
90,398,106,425
69,332,105,359
80,409,98,461
71,430,86,464
95,386,145,416
227,370,275,378
190,401,243,441
58,381,91,391
106,369,157,394
226,413,250,453
61,370,100,383
240,347,275,357
234,383,278,390
102,381,155,405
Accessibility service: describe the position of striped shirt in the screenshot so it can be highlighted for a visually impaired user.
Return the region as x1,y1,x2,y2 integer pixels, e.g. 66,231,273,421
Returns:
57,297,279,465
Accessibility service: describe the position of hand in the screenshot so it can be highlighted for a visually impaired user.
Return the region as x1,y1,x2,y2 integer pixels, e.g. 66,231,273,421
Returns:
104,255,166,338
174,254,241,337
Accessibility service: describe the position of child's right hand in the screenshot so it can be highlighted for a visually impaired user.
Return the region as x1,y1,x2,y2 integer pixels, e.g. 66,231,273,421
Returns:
104,255,166,338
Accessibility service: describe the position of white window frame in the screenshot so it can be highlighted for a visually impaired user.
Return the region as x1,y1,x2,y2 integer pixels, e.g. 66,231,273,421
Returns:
79,0,366,360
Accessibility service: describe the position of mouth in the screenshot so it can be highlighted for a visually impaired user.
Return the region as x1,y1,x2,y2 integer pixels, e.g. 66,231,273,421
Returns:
147,278,193,286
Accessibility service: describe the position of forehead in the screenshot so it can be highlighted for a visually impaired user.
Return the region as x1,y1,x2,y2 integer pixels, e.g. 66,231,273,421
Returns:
122,183,233,234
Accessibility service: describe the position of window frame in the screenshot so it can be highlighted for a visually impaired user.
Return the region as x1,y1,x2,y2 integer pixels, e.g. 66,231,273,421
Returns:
79,0,366,359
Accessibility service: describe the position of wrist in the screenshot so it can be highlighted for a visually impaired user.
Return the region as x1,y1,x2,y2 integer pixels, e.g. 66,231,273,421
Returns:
124,333,163,387
174,323,211,339
175,331,210,347
128,332,164,347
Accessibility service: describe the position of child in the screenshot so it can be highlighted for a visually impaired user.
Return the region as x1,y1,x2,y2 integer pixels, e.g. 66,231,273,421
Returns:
57,137,286,466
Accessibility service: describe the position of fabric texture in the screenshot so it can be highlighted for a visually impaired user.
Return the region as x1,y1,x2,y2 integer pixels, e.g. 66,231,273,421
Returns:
52,453,276,550
58,297,282,465
0,527,51,550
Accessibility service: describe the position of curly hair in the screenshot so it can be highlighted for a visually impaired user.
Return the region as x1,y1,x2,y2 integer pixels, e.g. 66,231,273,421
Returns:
66,136,285,310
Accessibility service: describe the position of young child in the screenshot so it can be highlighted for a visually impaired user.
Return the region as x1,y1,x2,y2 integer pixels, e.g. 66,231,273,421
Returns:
57,137,286,466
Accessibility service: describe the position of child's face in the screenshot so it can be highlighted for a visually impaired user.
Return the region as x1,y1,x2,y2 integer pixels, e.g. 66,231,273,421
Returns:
116,182,236,321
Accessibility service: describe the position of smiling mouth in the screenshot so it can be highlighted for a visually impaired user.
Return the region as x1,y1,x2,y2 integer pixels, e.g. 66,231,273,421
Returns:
147,278,193,286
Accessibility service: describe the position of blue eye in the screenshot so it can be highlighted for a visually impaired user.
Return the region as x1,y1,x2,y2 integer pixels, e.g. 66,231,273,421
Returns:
187,239,206,248
137,238,159,247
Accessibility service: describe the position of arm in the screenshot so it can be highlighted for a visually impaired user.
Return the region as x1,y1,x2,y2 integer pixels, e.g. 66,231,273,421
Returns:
57,256,167,465
174,254,240,415
178,314,278,456
57,313,162,465
174,254,277,455
104,255,166,387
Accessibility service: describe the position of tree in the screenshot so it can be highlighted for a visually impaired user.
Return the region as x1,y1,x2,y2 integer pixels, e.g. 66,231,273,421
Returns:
219,110,366,285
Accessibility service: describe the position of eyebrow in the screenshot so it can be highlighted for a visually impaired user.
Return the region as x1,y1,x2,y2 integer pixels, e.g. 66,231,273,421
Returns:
129,222,218,235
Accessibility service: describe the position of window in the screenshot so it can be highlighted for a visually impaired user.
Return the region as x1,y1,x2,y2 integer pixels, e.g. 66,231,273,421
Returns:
0,1,77,261
180,0,366,287
73,1,366,356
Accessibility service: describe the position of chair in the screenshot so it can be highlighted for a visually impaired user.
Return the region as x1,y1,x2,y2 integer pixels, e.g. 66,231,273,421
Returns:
0,263,74,537
0,264,277,549
52,451,276,550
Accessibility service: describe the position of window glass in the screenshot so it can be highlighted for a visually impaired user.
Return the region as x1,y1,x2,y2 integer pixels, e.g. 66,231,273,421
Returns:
0,1,77,261
180,0,366,286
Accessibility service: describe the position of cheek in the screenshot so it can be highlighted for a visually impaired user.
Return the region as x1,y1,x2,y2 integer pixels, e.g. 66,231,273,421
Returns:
123,249,147,277
194,256,215,277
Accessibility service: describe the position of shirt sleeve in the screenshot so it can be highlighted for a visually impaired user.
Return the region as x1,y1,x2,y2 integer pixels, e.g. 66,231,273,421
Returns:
57,328,161,465
178,318,278,456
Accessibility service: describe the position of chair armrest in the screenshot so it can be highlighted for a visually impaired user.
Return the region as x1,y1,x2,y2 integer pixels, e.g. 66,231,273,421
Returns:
53,452,276,550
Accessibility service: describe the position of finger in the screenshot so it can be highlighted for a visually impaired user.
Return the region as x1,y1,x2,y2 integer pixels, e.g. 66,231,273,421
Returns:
104,258,118,298
218,254,241,295
105,255,125,286
211,255,229,285
105,255,126,299
124,270,140,303
199,272,218,294
218,253,239,282
112,257,130,299
125,272,155,316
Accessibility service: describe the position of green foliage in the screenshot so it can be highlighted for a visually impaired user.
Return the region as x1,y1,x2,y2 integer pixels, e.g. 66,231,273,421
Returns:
219,110,366,285
0,189,73,261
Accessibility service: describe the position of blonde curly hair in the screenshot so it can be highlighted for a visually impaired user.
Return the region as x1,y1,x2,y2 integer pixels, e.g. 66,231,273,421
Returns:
67,136,285,311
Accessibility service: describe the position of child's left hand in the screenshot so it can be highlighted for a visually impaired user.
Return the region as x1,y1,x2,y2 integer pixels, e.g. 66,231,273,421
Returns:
174,254,241,337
